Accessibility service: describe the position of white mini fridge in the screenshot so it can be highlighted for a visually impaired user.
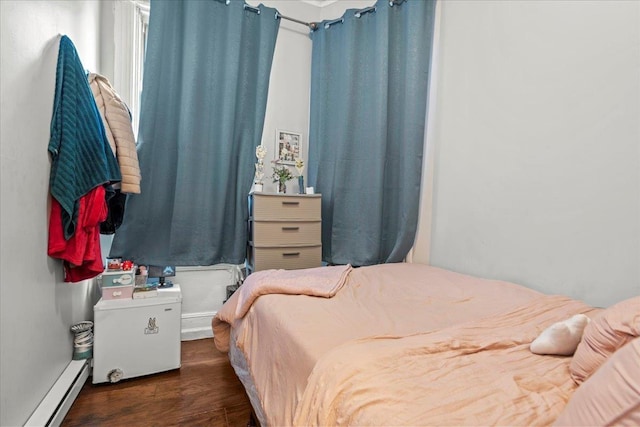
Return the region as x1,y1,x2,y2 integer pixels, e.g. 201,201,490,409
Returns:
93,285,182,384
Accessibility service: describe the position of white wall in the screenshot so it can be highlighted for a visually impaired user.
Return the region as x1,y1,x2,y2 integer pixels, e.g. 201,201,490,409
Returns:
413,0,640,307
0,2,103,425
246,0,320,193
175,266,238,340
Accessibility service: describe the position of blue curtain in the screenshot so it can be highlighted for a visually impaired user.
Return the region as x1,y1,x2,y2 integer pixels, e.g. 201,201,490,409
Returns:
308,0,436,266
110,0,280,265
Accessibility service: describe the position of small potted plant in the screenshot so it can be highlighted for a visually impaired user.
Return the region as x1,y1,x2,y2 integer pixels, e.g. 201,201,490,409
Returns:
272,164,294,194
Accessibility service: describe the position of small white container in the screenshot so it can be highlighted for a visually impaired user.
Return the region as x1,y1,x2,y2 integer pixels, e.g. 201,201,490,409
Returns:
101,284,134,300
101,269,135,287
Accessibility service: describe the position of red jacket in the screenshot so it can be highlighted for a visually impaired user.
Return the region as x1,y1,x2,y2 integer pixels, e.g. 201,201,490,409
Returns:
48,186,107,282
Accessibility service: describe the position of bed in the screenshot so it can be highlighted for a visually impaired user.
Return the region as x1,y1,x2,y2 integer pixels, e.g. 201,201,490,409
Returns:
212,263,640,426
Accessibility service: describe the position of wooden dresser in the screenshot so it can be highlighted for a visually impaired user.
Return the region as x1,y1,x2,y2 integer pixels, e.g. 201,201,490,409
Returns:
248,192,322,272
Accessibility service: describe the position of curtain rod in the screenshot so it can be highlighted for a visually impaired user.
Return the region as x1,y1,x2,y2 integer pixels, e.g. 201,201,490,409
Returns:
243,0,407,32
276,0,406,31
275,11,319,31
242,4,319,30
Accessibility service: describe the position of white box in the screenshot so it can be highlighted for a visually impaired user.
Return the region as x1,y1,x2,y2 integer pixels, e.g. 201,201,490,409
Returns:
101,269,135,287
92,285,182,384
101,284,134,300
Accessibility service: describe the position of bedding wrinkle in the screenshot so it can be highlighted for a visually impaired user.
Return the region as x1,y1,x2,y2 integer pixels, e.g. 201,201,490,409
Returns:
214,263,594,426
293,295,594,426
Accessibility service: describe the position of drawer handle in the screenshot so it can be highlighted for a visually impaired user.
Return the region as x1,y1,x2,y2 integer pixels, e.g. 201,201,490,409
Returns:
282,252,300,257
282,201,300,206
282,226,300,231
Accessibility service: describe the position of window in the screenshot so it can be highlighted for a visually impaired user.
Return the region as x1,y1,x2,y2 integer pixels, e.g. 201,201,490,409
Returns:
113,0,149,138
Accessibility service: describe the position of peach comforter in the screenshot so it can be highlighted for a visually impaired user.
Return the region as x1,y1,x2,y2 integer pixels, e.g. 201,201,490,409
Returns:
293,295,593,426
213,263,596,426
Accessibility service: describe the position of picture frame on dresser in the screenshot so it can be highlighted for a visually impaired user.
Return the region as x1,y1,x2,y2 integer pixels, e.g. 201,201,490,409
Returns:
275,129,301,165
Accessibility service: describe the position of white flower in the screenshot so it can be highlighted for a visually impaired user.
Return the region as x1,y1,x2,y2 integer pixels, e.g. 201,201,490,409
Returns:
256,145,267,160
295,158,304,176
254,157,265,183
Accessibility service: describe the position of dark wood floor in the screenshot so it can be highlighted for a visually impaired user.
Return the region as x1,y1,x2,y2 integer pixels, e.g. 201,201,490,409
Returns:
63,338,253,427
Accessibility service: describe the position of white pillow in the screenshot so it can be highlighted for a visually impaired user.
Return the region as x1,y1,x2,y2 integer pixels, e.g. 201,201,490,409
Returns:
530,314,590,356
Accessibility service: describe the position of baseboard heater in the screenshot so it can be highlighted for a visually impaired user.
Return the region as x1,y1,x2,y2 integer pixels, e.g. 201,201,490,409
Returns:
25,359,89,427
181,310,217,341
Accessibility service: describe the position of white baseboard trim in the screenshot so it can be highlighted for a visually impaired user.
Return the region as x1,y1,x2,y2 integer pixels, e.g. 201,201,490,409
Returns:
25,359,89,427
181,310,216,341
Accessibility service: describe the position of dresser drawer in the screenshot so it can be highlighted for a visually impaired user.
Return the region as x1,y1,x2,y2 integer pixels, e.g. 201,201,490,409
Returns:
253,194,321,221
251,246,321,271
252,221,321,247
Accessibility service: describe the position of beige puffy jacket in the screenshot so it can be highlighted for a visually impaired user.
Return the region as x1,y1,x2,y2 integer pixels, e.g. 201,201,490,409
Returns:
89,73,141,194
